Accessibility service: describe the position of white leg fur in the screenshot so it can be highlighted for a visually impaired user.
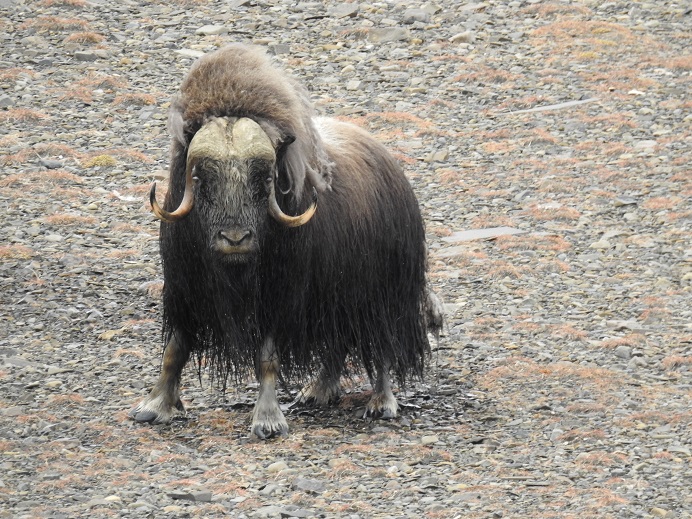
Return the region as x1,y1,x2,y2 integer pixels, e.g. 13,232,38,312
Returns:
251,337,288,439
364,367,398,419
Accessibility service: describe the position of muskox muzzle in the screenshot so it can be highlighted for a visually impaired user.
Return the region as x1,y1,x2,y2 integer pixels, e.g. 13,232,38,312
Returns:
149,117,317,226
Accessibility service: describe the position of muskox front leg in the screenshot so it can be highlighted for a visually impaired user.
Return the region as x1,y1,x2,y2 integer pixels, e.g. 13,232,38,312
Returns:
251,337,289,439
129,333,189,424
363,362,398,420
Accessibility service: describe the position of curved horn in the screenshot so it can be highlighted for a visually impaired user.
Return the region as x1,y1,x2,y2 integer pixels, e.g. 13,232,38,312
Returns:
150,119,231,222
150,160,195,222
268,183,317,228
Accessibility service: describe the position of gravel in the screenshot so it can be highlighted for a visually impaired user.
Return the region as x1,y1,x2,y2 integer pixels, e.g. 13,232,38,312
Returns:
1,1,690,518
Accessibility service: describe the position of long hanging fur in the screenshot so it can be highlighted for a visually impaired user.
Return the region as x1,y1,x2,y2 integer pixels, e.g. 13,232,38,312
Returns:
159,44,432,391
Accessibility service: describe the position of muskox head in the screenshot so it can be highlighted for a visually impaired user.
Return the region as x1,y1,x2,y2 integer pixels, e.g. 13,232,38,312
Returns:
150,117,317,263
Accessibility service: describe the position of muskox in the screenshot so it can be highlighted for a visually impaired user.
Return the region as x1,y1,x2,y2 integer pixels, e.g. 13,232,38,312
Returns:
130,44,442,438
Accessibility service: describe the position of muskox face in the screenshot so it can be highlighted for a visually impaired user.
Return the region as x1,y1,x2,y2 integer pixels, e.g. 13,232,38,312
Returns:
150,117,317,264
194,154,271,263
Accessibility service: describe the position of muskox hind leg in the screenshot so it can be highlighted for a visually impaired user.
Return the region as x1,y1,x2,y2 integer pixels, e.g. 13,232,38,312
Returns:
293,352,345,407
293,368,342,407
251,337,289,439
129,333,189,424
363,362,398,420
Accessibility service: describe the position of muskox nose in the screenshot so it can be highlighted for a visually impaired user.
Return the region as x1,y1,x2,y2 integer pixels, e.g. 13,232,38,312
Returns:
218,229,253,246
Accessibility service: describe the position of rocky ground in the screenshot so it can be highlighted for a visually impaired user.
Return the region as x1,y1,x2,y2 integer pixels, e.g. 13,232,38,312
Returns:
1,0,690,518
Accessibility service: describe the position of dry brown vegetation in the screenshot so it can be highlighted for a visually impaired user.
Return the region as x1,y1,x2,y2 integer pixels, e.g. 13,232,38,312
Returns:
63,31,105,43
0,108,49,123
18,16,88,32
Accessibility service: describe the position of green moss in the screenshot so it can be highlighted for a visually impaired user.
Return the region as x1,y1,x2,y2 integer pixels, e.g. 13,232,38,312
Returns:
84,154,117,168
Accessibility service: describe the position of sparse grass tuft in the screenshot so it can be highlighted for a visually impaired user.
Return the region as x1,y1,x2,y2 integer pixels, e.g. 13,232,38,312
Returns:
578,112,637,129
481,357,618,390
550,324,588,340
556,428,606,442
526,204,581,221
495,234,572,252
567,402,607,414
58,86,94,104
0,244,34,259
35,143,82,159
641,196,682,211
575,451,628,467
0,68,37,82
661,356,692,370
43,214,96,226
532,21,639,45
0,135,20,149
0,108,49,123
46,393,85,406
64,31,105,44
81,72,128,90
664,55,692,70
589,488,629,507
19,16,89,32
468,214,515,229
597,334,646,349
1,149,33,166
487,261,526,279
481,140,517,155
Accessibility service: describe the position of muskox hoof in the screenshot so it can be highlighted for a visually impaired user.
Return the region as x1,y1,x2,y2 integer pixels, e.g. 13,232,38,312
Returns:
251,421,289,440
292,376,341,408
129,395,185,425
251,401,289,439
363,393,398,420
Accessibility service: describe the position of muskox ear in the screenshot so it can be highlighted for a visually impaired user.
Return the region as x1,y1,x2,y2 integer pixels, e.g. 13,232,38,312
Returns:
278,134,296,154
276,132,333,202
167,97,186,146
275,135,296,195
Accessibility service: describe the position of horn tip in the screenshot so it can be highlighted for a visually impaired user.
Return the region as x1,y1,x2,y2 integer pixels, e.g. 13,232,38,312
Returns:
149,181,167,221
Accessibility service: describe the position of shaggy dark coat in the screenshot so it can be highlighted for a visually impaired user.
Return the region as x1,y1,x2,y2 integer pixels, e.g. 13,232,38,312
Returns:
159,44,431,389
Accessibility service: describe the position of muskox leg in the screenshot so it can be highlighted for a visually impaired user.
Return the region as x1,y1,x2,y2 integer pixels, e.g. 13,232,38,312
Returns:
294,354,345,407
425,286,444,337
363,362,398,420
129,333,189,424
251,337,289,439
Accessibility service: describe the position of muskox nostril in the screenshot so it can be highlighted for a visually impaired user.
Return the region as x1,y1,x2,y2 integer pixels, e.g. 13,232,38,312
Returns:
219,229,252,246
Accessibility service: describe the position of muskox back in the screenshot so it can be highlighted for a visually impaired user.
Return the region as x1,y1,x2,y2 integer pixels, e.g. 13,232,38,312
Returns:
131,44,441,438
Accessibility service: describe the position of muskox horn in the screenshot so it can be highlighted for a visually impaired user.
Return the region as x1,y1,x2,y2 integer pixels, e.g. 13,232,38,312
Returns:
150,119,234,222
230,118,316,226
150,167,195,223
268,183,317,228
